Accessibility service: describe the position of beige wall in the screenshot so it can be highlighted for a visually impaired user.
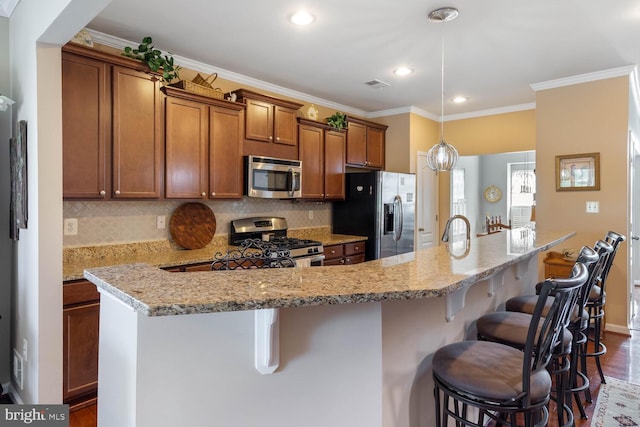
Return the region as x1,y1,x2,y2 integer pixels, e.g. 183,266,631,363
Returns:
536,76,630,329
377,113,411,172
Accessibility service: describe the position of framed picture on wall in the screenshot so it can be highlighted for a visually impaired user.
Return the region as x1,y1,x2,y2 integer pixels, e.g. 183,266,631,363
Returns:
555,152,600,191
10,120,28,240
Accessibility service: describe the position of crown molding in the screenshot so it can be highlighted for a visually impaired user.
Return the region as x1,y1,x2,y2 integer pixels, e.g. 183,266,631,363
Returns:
368,103,535,122
87,29,367,118
0,0,19,17
443,103,536,122
530,65,636,92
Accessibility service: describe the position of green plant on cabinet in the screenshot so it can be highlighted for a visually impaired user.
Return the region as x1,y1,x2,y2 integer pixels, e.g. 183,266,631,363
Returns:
122,36,181,84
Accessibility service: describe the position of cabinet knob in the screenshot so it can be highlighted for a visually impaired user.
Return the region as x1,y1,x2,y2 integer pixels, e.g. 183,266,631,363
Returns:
419,227,425,232
99,190,106,196
115,190,121,195
276,136,280,141
354,246,359,251
340,259,345,264
330,250,336,254
269,136,273,140
211,192,216,197
201,192,206,197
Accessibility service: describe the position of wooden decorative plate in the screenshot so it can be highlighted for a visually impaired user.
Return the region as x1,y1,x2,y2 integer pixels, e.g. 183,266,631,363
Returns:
169,203,216,250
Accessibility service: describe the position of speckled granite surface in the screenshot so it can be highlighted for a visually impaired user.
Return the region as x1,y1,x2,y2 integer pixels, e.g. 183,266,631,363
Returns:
84,229,574,316
64,228,366,281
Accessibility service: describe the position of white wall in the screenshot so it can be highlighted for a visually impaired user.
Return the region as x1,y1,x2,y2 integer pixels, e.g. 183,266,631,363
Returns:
9,0,110,403
0,16,12,389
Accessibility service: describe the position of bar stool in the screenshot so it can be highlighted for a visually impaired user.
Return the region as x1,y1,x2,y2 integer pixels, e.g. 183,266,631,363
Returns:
432,263,588,427
475,247,597,427
581,230,625,402
505,241,611,420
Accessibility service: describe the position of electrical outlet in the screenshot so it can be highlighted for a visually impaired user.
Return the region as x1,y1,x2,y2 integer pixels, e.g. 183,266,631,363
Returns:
64,218,78,236
308,210,314,220
12,349,23,390
22,338,27,362
156,215,166,229
586,201,599,213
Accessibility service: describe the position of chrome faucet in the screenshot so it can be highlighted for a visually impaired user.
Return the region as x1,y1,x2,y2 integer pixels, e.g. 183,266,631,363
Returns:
441,215,471,242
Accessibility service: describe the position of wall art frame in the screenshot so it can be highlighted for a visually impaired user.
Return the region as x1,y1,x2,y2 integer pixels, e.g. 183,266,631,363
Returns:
555,152,600,191
10,120,28,240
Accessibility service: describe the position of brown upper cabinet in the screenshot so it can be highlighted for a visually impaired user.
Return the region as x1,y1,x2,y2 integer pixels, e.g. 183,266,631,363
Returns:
298,119,346,200
232,89,303,160
163,86,245,199
62,44,163,199
345,116,387,169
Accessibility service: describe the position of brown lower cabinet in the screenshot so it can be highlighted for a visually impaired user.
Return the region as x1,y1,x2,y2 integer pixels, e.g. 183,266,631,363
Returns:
543,251,573,278
63,280,100,408
324,241,366,266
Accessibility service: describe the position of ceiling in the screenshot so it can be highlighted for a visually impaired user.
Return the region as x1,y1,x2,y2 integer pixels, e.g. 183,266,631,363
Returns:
84,0,640,118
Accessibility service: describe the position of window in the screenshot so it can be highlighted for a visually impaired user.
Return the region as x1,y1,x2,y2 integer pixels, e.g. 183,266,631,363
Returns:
450,169,466,236
509,163,535,227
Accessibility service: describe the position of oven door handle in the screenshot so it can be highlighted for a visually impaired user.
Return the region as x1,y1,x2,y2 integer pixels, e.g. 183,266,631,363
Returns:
295,254,325,267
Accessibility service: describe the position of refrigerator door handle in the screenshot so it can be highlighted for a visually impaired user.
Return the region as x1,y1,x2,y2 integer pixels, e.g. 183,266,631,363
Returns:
393,195,403,241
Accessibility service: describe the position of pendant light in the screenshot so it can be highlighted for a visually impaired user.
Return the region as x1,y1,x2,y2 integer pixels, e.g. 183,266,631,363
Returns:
426,7,459,172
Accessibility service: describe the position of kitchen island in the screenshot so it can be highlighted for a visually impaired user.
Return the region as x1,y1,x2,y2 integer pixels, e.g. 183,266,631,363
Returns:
85,229,573,427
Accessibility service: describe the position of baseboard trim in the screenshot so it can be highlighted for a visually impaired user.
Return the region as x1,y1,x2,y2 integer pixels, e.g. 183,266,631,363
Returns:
605,323,631,336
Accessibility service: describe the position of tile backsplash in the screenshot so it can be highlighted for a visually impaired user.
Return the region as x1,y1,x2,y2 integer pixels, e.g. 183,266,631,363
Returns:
63,198,331,247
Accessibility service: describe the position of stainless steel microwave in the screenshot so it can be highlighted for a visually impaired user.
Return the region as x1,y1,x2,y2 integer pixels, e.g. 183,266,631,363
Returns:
245,155,302,198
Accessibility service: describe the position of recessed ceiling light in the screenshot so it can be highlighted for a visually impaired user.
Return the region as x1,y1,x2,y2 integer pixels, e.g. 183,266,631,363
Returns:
452,96,468,103
394,67,413,76
290,11,315,25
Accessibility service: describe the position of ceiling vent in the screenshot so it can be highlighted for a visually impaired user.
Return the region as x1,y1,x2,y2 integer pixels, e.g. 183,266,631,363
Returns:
364,79,390,89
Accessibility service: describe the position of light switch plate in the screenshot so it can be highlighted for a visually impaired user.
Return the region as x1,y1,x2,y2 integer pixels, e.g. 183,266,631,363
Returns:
586,201,599,213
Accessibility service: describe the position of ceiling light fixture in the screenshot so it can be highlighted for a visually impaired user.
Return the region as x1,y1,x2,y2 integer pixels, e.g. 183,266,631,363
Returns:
290,11,315,26
452,96,467,103
0,94,15,112
426,7,459,172
394,67,413,76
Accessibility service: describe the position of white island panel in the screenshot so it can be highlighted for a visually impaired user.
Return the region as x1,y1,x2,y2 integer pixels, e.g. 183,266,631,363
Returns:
98,292,382,427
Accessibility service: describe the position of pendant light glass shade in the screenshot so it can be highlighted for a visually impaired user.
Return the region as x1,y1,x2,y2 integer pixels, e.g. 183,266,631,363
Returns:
426,7,459,172
427,136,459,171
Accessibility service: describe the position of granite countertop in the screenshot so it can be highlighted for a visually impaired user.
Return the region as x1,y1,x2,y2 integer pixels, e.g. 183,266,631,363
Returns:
64,230,367,281
84,229,575,316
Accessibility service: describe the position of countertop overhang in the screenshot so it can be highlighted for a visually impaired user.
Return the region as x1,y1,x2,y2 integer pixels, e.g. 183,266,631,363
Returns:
84,229,574,317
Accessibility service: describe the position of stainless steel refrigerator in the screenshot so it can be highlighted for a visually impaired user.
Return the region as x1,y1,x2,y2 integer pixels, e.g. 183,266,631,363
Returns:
332,171,415,260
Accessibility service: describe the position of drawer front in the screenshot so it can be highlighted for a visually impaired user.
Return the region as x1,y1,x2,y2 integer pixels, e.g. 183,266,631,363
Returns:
344,241,365,256
184,263,212,272
63,280,100,306
324,244,344,260
545,264,572,279
344,254,365,265
324,257,345,266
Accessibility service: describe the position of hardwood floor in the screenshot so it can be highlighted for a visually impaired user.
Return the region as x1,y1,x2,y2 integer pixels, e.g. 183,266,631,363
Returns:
69,330,639,427
69,402,97,427
546,330,640,427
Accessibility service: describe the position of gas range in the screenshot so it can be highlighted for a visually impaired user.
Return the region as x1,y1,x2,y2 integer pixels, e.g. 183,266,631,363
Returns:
229,217,324,261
